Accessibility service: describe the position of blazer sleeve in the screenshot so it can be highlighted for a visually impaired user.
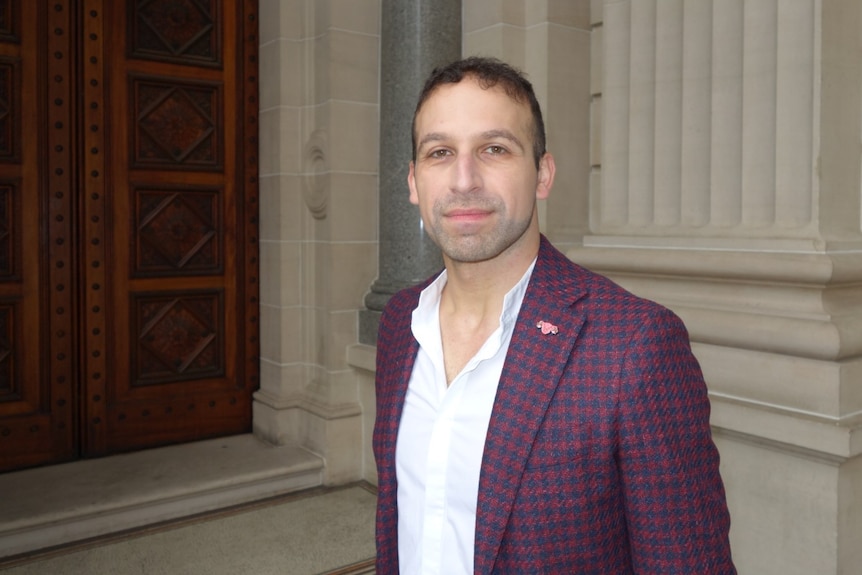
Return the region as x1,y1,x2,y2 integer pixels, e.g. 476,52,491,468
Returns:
373,288,421,575
615,307,736,574
373,305,399,575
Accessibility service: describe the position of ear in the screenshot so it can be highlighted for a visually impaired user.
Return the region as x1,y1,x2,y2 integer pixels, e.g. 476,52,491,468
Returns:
407,161,419,205
535,152,555,200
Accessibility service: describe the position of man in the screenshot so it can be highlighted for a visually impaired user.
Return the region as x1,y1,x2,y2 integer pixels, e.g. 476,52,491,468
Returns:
373,57,735,574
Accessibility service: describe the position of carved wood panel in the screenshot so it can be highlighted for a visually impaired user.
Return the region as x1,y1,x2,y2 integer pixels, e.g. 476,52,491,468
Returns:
0,302,19,399
130,0,221,67
0,180,19,279
0,57,19,161
132,76,222,170
132,290,224,384
0,0,18,42
134,185,222,276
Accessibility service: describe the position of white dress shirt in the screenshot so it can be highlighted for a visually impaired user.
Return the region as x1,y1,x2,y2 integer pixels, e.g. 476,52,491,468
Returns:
395,260,535,575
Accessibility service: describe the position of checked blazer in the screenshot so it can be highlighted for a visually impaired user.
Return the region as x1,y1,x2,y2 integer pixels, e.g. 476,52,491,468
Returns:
373,236,736,574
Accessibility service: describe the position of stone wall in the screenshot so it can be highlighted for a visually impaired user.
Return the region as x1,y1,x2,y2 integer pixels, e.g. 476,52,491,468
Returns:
256,0,380,484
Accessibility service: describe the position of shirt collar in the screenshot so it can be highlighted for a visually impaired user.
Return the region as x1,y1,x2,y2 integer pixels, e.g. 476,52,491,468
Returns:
412,257,538,337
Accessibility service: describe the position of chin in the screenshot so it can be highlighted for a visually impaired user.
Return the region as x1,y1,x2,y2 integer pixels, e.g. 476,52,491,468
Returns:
439,239,508,264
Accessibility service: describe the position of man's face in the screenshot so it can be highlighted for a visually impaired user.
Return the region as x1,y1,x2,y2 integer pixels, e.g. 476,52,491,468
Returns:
408,77,554,264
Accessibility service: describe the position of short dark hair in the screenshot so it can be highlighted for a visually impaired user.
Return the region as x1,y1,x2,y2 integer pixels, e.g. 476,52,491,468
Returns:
411,56,546,169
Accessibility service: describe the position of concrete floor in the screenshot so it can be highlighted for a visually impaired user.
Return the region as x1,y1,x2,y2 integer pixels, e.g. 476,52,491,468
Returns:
0,484,377,575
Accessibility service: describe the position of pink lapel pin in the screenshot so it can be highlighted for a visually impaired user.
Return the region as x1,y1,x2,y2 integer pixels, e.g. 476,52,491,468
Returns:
536,320,559,335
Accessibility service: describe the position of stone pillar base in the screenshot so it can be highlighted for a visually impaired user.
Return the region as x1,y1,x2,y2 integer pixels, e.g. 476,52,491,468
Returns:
359,308,381,346
714,432,860,573
253,390,363,485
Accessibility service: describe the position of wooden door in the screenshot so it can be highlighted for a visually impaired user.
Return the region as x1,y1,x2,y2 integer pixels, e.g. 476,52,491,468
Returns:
0,0,77,471
0,0,260,471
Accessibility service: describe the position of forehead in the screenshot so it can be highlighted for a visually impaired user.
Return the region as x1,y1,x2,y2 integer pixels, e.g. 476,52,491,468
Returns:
415,78,531,135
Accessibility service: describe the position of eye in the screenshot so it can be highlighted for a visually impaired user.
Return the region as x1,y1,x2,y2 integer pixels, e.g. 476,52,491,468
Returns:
428,149,451,159
485,145,506,155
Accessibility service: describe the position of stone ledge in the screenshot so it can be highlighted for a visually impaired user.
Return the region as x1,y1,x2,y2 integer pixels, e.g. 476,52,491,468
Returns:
253,389,363,420
0,435,323,559
347,343,376,373
694,343,862,420
570,240,862,284
710,395,862,461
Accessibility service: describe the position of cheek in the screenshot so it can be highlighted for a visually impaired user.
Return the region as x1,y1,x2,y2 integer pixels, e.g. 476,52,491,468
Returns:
412,191,435,224
505,181,539,215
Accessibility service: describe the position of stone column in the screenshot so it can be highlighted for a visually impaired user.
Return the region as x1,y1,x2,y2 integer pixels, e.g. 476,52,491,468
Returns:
359,0,461,344
581,2,862,573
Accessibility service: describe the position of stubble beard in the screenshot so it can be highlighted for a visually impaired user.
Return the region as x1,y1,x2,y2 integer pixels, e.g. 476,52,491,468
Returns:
428,196,534,264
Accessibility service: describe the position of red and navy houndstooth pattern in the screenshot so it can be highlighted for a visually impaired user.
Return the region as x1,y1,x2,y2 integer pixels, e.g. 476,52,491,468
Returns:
373,236,736,574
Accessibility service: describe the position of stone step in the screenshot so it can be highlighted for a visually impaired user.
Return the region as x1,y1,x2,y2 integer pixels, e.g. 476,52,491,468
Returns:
0,434,324,560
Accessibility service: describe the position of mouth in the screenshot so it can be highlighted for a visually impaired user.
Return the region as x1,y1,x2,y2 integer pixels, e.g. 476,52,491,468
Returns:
444,208,493,222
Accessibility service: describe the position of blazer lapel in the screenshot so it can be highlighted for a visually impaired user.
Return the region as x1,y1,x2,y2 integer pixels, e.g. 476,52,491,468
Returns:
473,238,588,574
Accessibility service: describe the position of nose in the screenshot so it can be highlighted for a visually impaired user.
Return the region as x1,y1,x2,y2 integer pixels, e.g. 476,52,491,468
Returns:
449,152,481,194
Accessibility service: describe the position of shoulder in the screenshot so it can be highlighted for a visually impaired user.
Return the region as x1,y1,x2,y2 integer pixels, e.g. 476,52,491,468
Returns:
535,237,686,336
380,273,438,323
537,237,671,314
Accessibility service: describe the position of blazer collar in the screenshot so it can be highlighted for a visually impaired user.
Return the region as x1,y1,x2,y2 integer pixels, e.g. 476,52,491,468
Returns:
473,236,589,574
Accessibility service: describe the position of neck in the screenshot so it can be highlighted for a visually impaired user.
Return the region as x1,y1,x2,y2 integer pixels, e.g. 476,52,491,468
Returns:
440,232,540,320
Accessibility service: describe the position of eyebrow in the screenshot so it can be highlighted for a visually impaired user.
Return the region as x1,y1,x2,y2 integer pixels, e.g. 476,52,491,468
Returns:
416,132,448,152
416,129,526,153
480,129,526,152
